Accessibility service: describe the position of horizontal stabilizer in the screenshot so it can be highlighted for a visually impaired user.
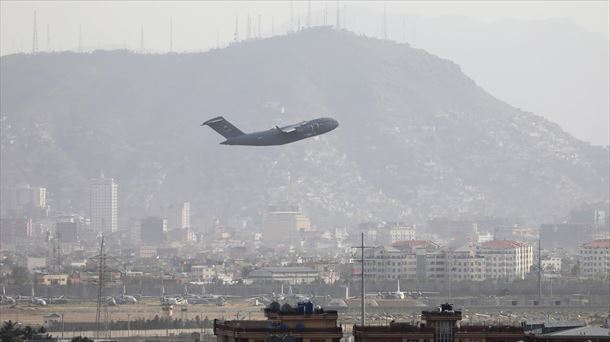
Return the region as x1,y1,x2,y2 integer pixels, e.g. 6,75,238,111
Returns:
202,116,245,139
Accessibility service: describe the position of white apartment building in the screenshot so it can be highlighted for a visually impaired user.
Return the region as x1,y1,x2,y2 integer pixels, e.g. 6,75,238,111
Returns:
447,249,485,281
579,239,610,279
377,223,416,245
541,257,562,273
90,176,118,233
478,240,533,281
362,246,417,280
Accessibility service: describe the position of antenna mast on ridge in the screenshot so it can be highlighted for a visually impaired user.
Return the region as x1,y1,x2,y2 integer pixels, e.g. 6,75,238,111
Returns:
32,11,38,54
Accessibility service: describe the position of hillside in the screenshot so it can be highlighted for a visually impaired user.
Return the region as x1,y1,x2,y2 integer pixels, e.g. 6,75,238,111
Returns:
1,28,608,227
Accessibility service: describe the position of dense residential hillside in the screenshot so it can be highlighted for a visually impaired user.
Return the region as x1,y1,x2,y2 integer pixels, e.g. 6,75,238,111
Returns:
1,28,607,226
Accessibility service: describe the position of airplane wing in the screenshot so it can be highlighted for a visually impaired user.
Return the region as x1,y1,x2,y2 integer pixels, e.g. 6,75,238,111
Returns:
277,121,307,133
365,293,382,297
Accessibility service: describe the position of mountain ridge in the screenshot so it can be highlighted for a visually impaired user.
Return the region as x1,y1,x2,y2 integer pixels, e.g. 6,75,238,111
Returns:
1,28,607,227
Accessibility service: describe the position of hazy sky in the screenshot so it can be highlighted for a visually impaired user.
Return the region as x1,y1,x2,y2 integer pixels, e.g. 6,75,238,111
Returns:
1,1,609,55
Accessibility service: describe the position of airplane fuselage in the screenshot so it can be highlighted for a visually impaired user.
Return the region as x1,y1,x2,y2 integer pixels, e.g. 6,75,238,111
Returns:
203,117,339,146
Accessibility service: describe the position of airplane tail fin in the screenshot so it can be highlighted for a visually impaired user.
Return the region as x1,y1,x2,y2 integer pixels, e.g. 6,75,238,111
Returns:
201,116,245,139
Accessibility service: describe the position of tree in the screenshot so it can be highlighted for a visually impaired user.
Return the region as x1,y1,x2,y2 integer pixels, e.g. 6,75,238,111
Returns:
10,265,31,285
71,336,94,342
0,320,21,342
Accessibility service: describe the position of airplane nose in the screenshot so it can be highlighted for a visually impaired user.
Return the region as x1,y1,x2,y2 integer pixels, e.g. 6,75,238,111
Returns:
332,119,339,129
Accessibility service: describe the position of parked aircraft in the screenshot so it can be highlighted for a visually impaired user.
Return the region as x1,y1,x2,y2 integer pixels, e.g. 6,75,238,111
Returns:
17,286,47,306
160,286,187,306
0,286,16,305
368,280,438,300
184,285,229,306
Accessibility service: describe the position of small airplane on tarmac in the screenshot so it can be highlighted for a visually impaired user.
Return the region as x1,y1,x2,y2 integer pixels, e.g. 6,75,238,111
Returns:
368,280,438,300
0,286,16,305
183,284,237,306
113,285,138,304
16,286,47,306
160,286,187,306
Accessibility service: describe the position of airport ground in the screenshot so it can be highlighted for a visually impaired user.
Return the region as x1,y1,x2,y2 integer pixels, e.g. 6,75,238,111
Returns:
2,297,609,330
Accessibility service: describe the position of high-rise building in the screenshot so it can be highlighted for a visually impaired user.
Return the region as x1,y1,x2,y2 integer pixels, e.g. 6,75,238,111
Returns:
140,216,167,245
262,204,311,245
1,185,46,215
179,202,190,229
0,218,33,244
55,216,79,243
90,176,118,233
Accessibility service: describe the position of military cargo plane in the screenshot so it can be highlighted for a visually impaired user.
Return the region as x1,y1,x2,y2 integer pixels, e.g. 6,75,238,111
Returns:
201,116,339,146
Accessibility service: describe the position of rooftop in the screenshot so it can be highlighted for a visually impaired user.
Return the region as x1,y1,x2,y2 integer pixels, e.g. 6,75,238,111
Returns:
581,239,610,248
480,240,528,250
542,326,610,337
392,240,440,249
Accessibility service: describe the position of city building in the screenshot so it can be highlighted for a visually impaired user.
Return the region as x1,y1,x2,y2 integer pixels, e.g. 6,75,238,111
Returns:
55,216,79,243
353,303,525,342
40,274,69,286
90,176,118,233
578,239,610,279
0,217,33,244
540,223,591,250
140,216,167,245
214,302,342,342
247,266,319,284
361,246,417,280
478,240,533,281
262,204,312,245
27,256,47,271
541,257,562,273
179,201,190,229
0,185,46,216
447,249,485,282
376,222,416,245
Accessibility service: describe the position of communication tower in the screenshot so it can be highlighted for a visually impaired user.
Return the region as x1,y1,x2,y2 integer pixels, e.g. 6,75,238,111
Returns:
32,11,38,53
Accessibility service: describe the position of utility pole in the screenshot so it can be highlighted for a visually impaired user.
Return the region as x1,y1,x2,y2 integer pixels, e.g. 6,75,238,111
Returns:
90,236,115,338
94,236,105,338
538,238,542,300
351,233,373,326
